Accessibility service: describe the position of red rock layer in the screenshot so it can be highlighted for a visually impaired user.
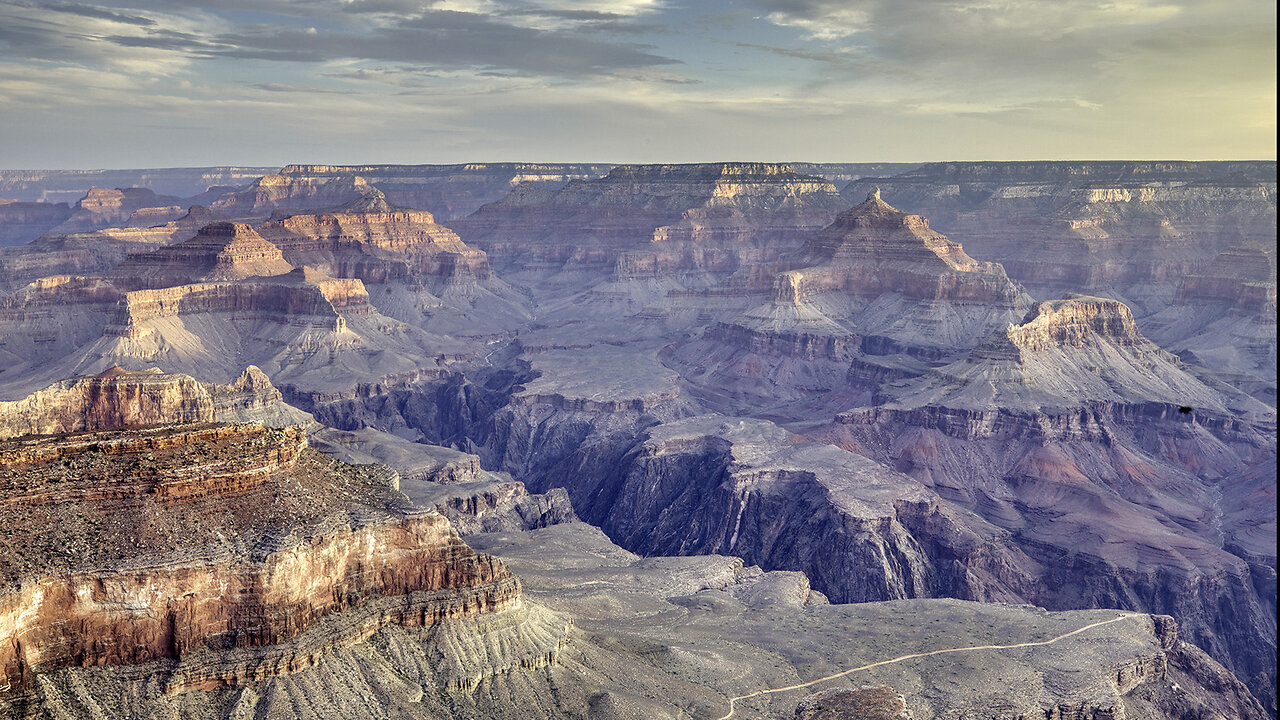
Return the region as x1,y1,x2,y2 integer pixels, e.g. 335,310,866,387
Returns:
260,202,491,283
109,222,293,289
0,423,518,695
0,367,214,440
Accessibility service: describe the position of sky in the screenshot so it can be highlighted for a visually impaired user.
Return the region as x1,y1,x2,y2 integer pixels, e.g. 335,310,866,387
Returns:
0,0,1275,168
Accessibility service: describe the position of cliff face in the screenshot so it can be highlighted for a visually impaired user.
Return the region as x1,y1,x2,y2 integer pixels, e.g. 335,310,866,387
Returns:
272,163,613,220
108,221,293,289
1143,242,1277,404
0,369,523,708
0,206,216,292
0,202,73,247
210,174,373,218
0,367,213,439
842,163,1277,320
50,187,186,234
259,193,491,284
660,193,1033,411
820,293,1276,709
880,294,1235,413
453,162,848,281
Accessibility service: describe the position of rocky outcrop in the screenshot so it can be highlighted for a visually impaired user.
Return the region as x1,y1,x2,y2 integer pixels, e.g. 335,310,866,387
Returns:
50,187,185,234
0,205,217,291
0,367,213,439
870,294,1237,416
842,162,1277,320
453,162,849,284
209,173,374,218
258,192,492,283
0,421,519,702
795,687,913,720
662,192,1032,414
273,163,613,220
822,293,1276,709
108,221,293,289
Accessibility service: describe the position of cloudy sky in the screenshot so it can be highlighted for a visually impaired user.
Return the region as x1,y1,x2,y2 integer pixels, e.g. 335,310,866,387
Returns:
0,0,1274,167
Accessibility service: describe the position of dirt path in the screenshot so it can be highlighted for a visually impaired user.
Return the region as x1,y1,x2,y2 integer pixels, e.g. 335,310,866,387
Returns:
715,612,1143,719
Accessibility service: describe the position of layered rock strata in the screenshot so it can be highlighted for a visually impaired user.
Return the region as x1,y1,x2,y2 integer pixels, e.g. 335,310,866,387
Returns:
0,167,276,204
842,162,1276,318
825,294,1277,709
0,372,524,709
108,221,293,289
50,187,186,234
272,163,613,219
453,163,849,286
0,366,213,439
1143,241,1277,404
0,201,73,247
259,191,490,282
0,206,216,291
662,192,1032,415
209,174,374,218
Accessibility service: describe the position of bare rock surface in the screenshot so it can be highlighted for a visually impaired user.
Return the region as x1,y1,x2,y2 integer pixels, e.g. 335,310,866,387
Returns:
0,205,217,292
272,162,613,220
49,187,187,235
0,420,520,707
464,522,1266,720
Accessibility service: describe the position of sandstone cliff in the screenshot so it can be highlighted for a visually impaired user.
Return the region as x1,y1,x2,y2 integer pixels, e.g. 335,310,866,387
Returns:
108,221,293,289
50,187,186,234
210,173,373,218
0,367,541,713
452,162,848,291
0,206,216,292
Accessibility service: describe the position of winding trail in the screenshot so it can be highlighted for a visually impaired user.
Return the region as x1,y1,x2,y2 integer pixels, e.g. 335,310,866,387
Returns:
715,612,1144,719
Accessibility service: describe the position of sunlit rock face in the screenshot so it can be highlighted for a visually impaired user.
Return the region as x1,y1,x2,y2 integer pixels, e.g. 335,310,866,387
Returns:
0,161,1273,717
49,187,187,235
0,369,521,707
210,173,375,218
0,206,218,292
107,221,294,289
259,191,491,283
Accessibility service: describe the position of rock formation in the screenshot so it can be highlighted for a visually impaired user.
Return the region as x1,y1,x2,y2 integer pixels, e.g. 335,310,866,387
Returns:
49,187,186,234
823,294,1276,708
210,173,374,218
0,201,73,247
0,367,567,717
1143,241,1277,404
453,163,849,290
662,191,1032,413
108,221,293,288
271,163,613,219
0,167,277,204
0,160,1273,717
0,205,216,291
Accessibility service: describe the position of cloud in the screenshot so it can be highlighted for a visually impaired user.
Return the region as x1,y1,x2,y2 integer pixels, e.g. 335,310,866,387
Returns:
0,0,1272,166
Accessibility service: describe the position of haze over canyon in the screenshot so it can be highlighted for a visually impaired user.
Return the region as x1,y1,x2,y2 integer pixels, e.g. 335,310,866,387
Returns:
0,159,1273,720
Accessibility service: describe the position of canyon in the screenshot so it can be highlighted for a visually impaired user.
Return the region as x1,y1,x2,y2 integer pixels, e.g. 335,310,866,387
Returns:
0,160,1273,719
